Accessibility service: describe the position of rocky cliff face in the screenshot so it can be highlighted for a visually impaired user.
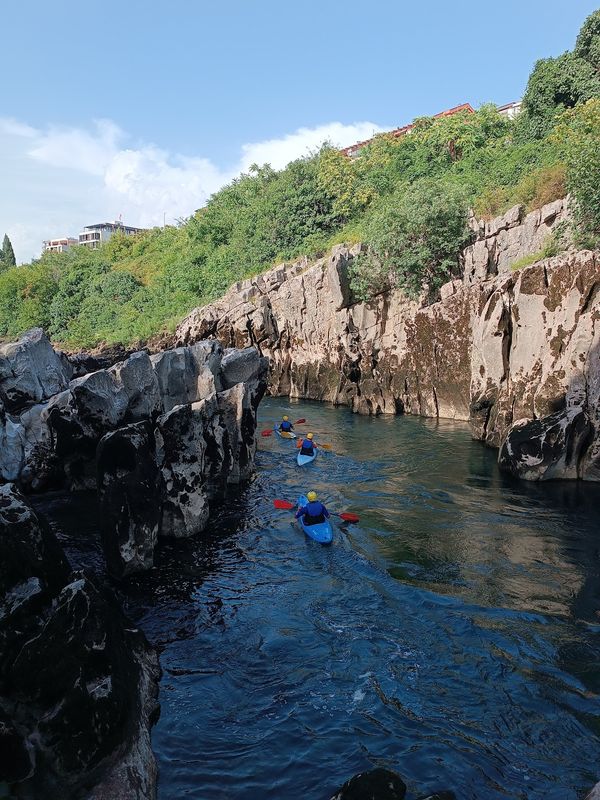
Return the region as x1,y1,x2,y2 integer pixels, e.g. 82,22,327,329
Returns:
0,333,269,575
0,484,160,799
0,333,269,799
175,198,600,481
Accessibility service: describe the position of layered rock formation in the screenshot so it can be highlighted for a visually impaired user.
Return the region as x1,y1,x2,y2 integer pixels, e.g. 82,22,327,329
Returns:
0,484,160,799
0,331,268,575
174,198,599,481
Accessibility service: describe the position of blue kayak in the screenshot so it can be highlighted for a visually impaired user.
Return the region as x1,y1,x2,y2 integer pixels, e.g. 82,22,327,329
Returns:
296,495,333,544
274,425,296,439
297,448,317,466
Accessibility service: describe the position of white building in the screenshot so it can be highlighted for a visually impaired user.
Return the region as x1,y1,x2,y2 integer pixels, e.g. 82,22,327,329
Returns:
78,220,146,249
497,101,522,119
42,237,79,254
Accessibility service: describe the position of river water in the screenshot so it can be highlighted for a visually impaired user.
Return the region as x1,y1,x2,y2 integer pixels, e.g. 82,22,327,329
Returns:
42,398,600,799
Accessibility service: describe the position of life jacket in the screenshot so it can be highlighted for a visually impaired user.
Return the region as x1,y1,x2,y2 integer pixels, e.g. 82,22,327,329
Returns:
300,438,315,455
302,500,327,525
280,420,292,432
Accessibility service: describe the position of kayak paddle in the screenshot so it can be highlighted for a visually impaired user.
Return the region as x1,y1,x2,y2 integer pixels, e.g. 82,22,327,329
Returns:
295,439,332,450
273,499,359,523
261,418,306,436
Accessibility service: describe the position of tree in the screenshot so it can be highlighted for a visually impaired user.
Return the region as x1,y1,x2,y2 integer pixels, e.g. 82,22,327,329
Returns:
350,178,469,299
574,9,600,71
521,51,600,138
554,98,600,242
0,234,16,270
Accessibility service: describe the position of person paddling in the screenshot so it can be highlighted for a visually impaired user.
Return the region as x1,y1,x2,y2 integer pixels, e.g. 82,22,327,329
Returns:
279,415,294,433
296,491,330,526
299,432,316,455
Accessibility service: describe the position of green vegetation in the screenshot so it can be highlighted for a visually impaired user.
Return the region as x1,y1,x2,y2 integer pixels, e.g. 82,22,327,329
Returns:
349,180,469,299
0,234,16,271
1,10,600,347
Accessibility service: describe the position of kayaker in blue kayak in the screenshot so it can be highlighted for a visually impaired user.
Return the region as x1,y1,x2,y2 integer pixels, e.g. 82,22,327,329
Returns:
299,432,316,455
296,491,330,526
279,415,294,433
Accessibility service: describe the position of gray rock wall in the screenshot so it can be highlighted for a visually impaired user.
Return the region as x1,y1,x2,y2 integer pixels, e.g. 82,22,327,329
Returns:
174,200,600,482
0,332,268,575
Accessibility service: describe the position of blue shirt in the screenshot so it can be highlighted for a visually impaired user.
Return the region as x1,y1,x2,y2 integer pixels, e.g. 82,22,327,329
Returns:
280,420,293,431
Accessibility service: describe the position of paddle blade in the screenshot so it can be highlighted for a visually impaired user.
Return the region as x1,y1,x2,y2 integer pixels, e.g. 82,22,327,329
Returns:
261,430,273,437
295,418,306,424
338,512,359,523
274,499,295,510
317,443,332,450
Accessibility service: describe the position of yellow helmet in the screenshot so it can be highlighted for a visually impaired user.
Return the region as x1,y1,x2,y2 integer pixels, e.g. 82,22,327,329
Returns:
307,491,317,502
283,415,289,421
307,432,314,440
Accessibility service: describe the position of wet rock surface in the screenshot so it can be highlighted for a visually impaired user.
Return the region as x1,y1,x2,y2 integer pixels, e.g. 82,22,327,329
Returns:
175,201,599,482
0,484,160,799
329,768,456,800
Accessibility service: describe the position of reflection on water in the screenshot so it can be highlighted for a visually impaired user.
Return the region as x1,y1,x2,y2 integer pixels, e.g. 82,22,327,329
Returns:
39,399,600,800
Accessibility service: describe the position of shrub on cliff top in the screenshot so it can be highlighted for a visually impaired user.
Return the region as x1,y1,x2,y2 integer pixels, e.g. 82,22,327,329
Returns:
350,179,469,299
554,98,600,243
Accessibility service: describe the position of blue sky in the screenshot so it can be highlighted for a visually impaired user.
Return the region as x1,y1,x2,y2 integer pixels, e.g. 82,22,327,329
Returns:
1,0,598,261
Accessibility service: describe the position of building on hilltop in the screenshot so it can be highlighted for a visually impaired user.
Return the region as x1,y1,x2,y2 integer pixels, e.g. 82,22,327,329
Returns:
340,100,522,158
497,100,522,119
339,103,475,158
42,237,79,254
78,220,146,249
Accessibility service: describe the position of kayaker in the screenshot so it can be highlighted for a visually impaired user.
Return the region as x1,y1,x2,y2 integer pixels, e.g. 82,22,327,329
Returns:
299,432,316,455
280,415,294,433
296,491,330,526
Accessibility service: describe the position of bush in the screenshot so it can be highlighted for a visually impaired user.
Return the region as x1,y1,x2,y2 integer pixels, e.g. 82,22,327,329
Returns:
513,162,567,211
554,98,600,241
350,179,469,299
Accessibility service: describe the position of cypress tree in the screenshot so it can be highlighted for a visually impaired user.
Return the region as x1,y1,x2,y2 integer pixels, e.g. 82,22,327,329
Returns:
1,234,16,268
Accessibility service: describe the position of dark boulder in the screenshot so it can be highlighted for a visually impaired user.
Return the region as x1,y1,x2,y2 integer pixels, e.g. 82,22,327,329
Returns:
97,422,163,578
330,768,407,800
0,486,160,798
498,407,592,480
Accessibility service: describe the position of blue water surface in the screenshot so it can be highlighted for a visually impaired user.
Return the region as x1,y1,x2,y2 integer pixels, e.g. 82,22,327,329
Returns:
91,400,600,798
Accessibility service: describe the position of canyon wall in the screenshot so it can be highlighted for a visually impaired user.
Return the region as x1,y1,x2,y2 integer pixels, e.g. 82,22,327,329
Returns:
0,330,269,575
0,333,268,798
174,198,600,481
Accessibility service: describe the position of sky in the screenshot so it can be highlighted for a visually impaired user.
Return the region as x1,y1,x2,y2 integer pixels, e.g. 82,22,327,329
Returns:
1,0,598,262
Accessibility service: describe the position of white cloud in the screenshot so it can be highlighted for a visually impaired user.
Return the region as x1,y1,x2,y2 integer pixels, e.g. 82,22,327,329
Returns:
240,121,383,172
0,118,37,138
0,115,384,262
28,119,123,175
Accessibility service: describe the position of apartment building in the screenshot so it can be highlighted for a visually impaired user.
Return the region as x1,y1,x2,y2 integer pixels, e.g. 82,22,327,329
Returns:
42,237,79,254
79,220,146,249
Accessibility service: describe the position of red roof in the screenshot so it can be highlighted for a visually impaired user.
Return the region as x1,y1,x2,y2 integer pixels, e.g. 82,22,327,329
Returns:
340,103,475,156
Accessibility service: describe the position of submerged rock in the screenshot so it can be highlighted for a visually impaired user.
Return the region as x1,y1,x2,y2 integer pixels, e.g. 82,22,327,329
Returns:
329,768,457,800
330,768,407,800
0,485,160,798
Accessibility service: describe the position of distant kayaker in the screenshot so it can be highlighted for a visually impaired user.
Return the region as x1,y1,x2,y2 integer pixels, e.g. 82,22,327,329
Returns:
280,415,294,433
296,491,330,526
299,432,316,455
